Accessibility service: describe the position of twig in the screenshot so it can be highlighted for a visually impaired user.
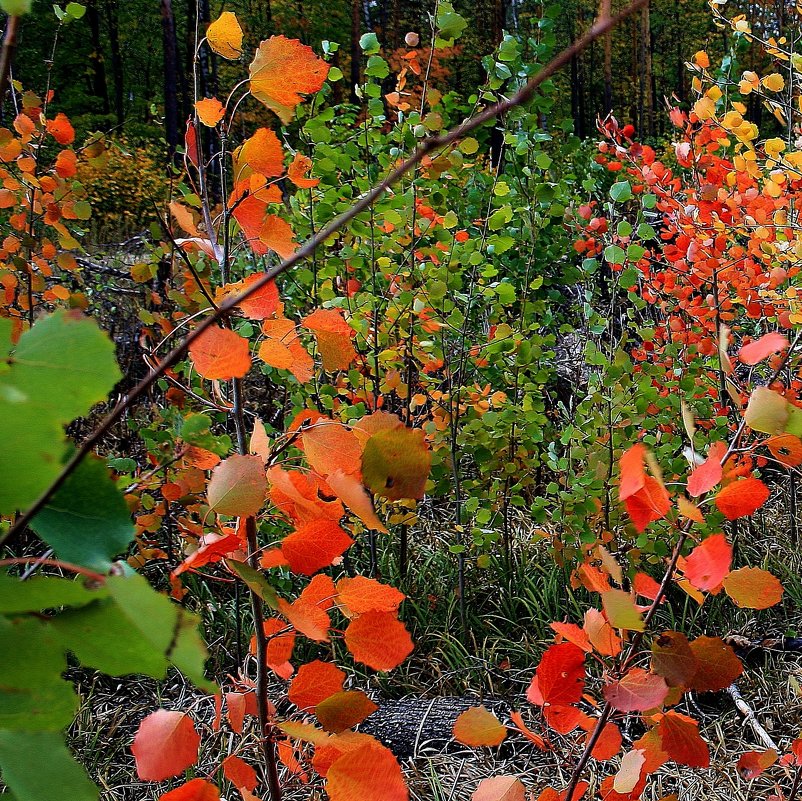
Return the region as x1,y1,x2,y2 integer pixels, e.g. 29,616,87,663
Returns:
725,684,778,751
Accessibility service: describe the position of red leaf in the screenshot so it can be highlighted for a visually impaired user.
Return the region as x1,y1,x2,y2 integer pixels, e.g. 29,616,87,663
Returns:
336,576,405,615
715,478,770,520
737,749,778,779
738,332,788,365
683,534,732,592
550,622,592,652
624,476,671,532
281,520,354,575
344,611,414,671
686,441,727,497
528,643,585,706
633,572,661,601
222,755,258,791
225,692,247,733
132,710,200,781
651,631,698,688
603,669,669,712
589,722,622,760
656,711,710,767
160,779,220,801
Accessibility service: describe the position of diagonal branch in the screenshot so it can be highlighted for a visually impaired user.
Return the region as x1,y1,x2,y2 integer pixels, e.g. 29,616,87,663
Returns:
0,0,649,545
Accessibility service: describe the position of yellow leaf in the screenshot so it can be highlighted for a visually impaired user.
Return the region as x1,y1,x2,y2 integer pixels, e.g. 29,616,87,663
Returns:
207,11,243,60
762,73,785,92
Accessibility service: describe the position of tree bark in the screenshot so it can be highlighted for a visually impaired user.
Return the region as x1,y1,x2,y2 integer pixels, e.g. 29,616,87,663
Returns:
87,0,110,114
104,0,125,124
161,0,180,157
350,0,360,103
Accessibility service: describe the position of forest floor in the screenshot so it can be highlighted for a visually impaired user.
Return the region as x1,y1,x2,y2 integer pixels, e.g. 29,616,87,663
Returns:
66,487,802,801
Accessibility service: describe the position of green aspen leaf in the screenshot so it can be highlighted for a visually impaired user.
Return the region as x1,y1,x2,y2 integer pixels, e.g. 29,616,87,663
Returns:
604,245,626,265
609,181,633,202
0,574,106,613
359,32,380,54
0,617,76,731
227,560,279,609
497,36,520,62
65,2,85,18
0,730,98,801
436,2,466,45
365,55,389,79
106,574,213,691
30,455,133,571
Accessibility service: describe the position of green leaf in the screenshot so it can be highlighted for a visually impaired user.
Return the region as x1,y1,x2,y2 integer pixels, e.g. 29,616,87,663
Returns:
30,455,134,571
609,181,633,203
0,730,98,801
436,2,466,45
359,32,380,54
604,245,626,265
227,560,278,609
65,1,85,18
365,55,389,79
0,312,120,515
0,574,106,613
0,617,76,731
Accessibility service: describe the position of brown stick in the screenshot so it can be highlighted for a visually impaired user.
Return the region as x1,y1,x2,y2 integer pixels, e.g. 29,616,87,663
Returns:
0,0,650,544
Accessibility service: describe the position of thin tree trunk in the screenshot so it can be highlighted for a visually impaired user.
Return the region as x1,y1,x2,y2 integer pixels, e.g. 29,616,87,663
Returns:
350,0,360,103
87,0,110,114
104,0,124,124
639,0,653,136
603,0,613,114
161,0,180,157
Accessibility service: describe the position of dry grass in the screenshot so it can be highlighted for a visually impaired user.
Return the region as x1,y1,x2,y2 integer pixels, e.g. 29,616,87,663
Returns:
66,489,802,801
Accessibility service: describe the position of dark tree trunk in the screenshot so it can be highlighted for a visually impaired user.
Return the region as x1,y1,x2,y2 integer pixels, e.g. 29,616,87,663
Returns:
350,0,360,103
104,0,125,124
161,0,180,157
87,0,110,114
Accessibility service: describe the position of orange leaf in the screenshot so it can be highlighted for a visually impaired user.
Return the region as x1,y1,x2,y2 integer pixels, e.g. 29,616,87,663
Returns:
326,738,407,801
160,779,220,801
738,332,788,365
633,572,661,601
189,325,252,379
583,608,622,657
619,443,646,500
281,520,353,575
259,317,314,383
603,669,668,712
472,776,526,801
688,635,742,692
196,98,226,127
302,421,363,478
326,469,388,532
683,534,731,592
268,466,343,525
344,611,414,671
589,722,622,760
225,692,247,733
361,426,431,500
46,112,75,145
336,576,405,615
236,128,285,179
207,11,243,59
222,756,258,792
288,660,346,710
549,622,591,652
288,152,320,187
715,477,769,520
170,200,201,237
252,618,295,679
207,455,267,517
249,36,329,123
509,710,547,750
218,273,280,320
723,567,784,609
543,705,589,734
259,215,296,259
132,710,200,781
278,597,331,642
453,706,507,747
317,690,378,733
656,711,709,767
765,434,802,467
302,309,357,371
